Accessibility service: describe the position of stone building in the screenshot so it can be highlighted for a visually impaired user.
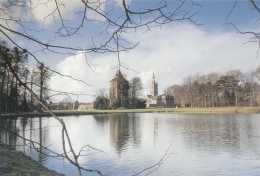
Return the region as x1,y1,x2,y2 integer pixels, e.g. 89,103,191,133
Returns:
146,72,174,108
78,102,94,110
109,70,129,106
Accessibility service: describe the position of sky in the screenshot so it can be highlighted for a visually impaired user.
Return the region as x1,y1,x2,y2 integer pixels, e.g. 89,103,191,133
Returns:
1,0,260,103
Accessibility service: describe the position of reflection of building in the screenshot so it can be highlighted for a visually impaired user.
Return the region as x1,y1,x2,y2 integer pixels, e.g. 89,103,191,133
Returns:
94,114,141,153
109,114,130,153
109,70,129,105
146,72,174,108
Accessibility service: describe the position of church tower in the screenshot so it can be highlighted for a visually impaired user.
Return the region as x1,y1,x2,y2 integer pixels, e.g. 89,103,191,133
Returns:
109,69,129,105
150,71,158,96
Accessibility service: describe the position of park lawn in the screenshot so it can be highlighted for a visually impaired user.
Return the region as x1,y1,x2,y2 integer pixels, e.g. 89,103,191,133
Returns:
53,106,260,114
1,107,260,118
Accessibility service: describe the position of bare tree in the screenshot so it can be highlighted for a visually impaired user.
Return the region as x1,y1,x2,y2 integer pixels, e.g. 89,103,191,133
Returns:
241,71,257,107
226,1,260,56
225,69,243,81
1,1,199,110
0,0,199,67
94,89,109,110
20,67,30,112
0,44,28,112
0,1,200,175
33,63,52,112
0,52,5,112
129,77,143,99
255,66,260,81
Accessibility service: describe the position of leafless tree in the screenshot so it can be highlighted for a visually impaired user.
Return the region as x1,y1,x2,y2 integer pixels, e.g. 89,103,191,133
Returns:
33,63,52,112
0,0,199,69
226,0,260,56
0,1,199,175
93,88,110,109
255,66,260,81
225,69,243,81
129,77,143,99
241,71,257,107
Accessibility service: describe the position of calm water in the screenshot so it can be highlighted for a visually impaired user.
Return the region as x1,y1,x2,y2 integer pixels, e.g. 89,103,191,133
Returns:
0,113,260,176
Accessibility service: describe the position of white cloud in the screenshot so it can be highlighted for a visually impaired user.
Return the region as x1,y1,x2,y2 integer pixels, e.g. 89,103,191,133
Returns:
0,0,24,38
50,23,260,102
49,51,118,102
28,0,82,25
28,0,122,25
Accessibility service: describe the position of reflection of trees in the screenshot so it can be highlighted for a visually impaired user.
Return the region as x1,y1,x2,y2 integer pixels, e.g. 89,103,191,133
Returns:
20,118,28,152
176,116,241,151
0,117,50,163
0,117,18,147
165,115,260,156
39,117,43,163
93,113,142,153
93,115,109,128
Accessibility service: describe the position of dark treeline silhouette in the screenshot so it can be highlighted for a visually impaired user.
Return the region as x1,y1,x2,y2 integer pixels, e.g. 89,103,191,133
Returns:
164,69,260,108
0,42,51,113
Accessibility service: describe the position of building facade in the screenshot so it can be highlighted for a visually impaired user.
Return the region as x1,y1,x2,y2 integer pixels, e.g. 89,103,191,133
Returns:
109,70,129,106
146,72,174,108
78,102,94,110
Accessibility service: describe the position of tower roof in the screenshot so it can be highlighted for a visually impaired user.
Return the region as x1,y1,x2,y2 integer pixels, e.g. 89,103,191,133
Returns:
110,69,127,82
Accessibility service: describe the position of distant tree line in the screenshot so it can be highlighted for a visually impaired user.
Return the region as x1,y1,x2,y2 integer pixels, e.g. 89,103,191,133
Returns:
93,77,146,110
0,42,51,113
164,69,260,108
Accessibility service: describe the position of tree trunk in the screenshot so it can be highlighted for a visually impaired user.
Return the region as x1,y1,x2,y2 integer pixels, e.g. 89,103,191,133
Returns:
15,78,18,111
250,91,253,107
0,65,6,113
31,77,33,111
235,91,238,107
38,67,43,112
6,70,9,111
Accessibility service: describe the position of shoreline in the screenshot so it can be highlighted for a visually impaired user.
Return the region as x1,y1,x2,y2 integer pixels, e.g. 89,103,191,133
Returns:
0,141,64,176
1,107,260,118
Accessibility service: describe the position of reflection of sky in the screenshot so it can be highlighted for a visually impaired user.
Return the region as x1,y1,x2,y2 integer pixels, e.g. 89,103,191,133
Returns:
1,114,260,175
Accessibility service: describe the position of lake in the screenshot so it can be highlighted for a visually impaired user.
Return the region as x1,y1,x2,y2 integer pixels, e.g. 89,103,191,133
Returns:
0,113,260,176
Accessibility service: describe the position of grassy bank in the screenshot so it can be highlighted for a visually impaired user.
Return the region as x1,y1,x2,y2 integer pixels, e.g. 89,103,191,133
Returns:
65,106,260,114
0,141,64,176
1,107,260,118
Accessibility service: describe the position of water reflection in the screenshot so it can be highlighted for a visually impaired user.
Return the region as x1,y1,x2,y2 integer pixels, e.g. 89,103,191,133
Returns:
0,114,260,176
165,114,260,157
0,117,52,164
0,118,18,147
94,114,142,153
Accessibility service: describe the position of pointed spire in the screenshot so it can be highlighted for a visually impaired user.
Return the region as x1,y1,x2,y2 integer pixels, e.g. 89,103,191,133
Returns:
153,71,155,80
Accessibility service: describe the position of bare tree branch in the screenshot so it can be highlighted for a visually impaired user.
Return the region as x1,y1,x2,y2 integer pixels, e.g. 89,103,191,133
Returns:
132,141,173,176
